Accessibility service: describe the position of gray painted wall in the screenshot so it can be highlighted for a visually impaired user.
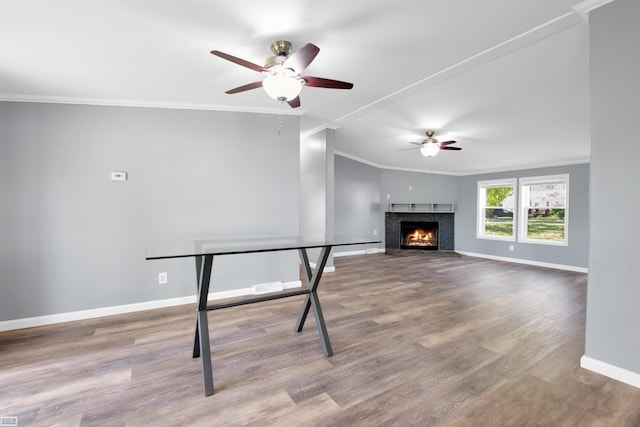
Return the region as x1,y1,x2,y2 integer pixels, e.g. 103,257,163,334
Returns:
457,163,590,268
585,0,640,375
334,155,381,253
0,102,300,321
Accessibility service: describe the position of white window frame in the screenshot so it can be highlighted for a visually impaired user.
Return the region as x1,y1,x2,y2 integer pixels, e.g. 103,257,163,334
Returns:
477,178,517,241
518,174,569,246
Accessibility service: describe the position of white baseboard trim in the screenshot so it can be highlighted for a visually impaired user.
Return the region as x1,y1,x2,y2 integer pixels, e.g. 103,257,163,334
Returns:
282,280,302,290
580,355,640,389
0,296,195,332
308,247,384,271
0,280,302,332
333,248,385,257
456,251,588,273
308,263,336,273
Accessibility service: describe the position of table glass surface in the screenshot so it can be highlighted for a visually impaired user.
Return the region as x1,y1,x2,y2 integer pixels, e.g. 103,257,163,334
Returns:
145,235,381,260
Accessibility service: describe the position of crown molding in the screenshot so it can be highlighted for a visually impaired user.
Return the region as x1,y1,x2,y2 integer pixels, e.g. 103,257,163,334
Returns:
573,0,616,15
335,151,461,176
572,0,617,23
301,124,340,139
0,94,305,116
335,151,590,177
454,159,591,177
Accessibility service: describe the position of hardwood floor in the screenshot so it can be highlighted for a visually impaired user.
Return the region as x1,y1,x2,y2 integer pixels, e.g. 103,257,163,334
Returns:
1,253,640,426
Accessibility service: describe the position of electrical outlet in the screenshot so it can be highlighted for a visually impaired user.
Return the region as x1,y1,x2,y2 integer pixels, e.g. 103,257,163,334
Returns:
158,272,168,284
373,229,377,236
509,245,515,252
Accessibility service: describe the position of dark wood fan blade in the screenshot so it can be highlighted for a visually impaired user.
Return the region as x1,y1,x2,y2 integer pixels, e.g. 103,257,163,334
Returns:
439,140,457,146
287,96,301,108
211,50,268,73
225,81,263,94
283,43,320,74
441,146,462,150
301,76,354,89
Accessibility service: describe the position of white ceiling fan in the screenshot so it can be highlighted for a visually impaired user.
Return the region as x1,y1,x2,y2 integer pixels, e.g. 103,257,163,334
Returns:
399,130,462,157
211,40,354,108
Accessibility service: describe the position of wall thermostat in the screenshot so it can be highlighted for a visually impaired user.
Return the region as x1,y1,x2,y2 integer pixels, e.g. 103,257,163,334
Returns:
111,171,128,181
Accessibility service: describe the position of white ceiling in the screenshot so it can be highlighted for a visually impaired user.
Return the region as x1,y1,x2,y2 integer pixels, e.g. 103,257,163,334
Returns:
1,0,607,175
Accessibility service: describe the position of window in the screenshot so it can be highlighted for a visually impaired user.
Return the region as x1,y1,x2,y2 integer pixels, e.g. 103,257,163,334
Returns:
477,179,516,241
518,174,569,245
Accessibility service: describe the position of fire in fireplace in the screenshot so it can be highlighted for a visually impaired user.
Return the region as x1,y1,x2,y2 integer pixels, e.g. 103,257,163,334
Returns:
401,221,438,250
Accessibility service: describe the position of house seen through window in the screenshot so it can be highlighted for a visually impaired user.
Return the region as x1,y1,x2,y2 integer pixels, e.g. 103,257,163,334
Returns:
519,175,569,245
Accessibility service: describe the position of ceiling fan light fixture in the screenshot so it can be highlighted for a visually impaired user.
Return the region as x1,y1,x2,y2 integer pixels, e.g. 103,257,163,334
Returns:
212,41,353,108
262,73,303,101
420,142,440,157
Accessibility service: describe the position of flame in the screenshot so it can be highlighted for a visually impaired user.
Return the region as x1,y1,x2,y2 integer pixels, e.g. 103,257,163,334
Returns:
405,228,436,246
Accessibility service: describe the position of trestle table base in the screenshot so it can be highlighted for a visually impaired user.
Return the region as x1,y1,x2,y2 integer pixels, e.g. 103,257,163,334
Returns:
192,246,334,396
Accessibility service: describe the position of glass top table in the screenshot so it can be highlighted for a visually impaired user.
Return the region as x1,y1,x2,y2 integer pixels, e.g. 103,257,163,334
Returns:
146,235,381,260
146,235,381,396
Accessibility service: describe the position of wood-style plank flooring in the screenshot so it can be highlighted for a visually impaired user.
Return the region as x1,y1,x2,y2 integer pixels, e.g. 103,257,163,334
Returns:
2,253,640,426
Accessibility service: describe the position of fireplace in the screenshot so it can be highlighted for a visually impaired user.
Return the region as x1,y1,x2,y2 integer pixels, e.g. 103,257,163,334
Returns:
401,221,438,250
385,212,454,252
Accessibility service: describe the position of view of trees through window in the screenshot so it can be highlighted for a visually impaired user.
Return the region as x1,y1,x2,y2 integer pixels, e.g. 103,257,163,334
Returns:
481,185,515,238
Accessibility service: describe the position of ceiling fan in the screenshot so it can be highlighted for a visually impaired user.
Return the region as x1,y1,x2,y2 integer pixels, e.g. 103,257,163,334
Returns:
399,131,462,157
211,40,354,108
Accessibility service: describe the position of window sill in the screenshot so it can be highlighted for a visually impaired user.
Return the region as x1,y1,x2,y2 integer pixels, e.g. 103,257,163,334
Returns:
477,235,516,242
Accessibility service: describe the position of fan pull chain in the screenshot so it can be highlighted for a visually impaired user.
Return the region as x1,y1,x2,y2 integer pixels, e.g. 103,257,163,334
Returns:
277,100,285,136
